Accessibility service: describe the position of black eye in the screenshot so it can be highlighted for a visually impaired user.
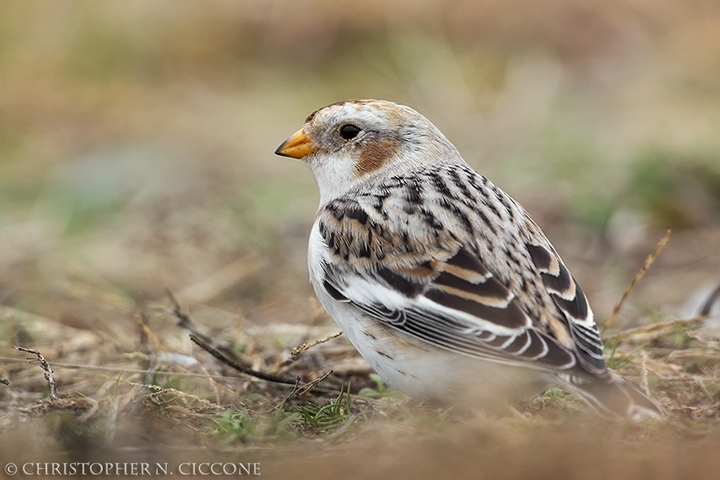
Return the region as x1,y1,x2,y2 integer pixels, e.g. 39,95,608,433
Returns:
340,124,361,140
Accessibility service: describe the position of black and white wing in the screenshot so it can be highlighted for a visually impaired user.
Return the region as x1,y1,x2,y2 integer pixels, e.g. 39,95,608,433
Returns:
318,197,606,378
524,241,606,375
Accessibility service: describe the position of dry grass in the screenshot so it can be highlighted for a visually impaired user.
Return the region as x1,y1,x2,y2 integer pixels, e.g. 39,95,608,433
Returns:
2,265,720,478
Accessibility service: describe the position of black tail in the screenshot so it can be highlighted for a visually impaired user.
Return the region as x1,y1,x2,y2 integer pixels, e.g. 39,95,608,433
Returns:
559,373,664,420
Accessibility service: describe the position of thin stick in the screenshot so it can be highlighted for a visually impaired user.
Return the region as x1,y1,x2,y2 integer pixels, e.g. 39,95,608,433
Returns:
640,350,650,397
699,282,720,317
13,346,59,401
190,334,298,385
134,310,161,394
190,334,352,396
134,312,166,353
291,331,343,358
285,370,334,401
278,371,335,409
603,229,671,334
166,288,214,345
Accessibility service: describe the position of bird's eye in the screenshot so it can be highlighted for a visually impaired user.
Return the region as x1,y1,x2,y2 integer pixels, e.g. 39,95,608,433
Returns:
340,124,361,140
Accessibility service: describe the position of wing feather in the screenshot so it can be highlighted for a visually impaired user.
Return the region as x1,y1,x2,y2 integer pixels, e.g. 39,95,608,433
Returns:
525,243,606,373
321,244,580,373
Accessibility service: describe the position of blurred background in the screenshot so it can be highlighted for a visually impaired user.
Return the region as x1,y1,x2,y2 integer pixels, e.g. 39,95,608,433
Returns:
1,0,719,351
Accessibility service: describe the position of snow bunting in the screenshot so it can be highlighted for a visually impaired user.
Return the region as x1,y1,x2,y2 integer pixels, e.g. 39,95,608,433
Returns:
276,99,663,418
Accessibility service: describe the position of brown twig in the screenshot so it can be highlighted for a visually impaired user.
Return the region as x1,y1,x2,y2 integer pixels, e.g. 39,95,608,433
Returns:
168,288,258,372
283,370,334,402
166,288,214,345
13,346,59,400
172,288,348,396
190,334,298,385
603,229,671,334
699,282,720,317
190,334,350,398
640,350,650,397
132,310,158,393
291,331,343,358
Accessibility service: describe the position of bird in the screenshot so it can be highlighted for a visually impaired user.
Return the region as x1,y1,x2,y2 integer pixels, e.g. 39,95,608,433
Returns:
275,99,663,418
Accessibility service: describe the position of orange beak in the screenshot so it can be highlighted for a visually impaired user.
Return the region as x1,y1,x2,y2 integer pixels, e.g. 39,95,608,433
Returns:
275,129,315,159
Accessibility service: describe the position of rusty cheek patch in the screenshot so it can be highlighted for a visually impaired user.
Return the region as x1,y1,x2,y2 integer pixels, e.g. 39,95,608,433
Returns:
355,137,401,176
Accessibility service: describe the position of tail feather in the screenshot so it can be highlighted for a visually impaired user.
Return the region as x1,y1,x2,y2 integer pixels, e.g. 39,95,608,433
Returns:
559,373,664,420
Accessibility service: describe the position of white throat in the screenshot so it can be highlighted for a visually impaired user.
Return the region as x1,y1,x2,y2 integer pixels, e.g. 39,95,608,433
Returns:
307,152,365,205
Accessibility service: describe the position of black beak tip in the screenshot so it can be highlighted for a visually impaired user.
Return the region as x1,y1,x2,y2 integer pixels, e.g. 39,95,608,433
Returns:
274,141,285,156
274,140,290,157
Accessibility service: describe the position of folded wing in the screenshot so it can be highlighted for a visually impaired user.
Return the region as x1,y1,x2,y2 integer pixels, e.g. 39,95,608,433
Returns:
322,244,595,375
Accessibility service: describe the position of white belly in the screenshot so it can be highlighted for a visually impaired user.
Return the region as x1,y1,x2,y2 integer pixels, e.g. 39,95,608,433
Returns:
314,277,552,410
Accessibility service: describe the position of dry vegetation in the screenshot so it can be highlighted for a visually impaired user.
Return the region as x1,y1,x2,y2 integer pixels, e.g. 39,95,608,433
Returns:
1,1,720,478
